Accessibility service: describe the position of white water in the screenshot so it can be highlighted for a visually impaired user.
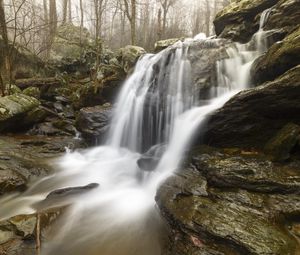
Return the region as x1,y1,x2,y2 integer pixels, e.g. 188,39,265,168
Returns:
255,8,273,53
0,14,271,255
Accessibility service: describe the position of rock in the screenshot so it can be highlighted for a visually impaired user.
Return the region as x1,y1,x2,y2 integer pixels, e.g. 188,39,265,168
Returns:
0,170,26,194
202,65,300,149
0,39,47,81
73,65,125,109
251,26,300,85
75,104,112,144
154,38,183,52
116,45,146,73
0,135,84,194
157,166,298,255
0,93,46,132
137,144,167,171
187,39,231,98
50,24,95,76
214,0,279,43
264,123,300,162
0,210,63,255
23,87,40,99
191,147,300,194
265,0,300,33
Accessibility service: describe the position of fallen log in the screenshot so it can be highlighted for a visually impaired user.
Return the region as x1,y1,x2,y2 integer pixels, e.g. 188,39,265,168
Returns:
15,77,61,89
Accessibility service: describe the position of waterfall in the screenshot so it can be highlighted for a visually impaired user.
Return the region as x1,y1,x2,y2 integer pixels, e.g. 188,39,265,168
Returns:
254,8,273,53
0,11,272,255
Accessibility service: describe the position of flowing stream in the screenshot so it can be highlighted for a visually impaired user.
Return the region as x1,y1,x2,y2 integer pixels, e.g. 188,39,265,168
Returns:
0,13,271,255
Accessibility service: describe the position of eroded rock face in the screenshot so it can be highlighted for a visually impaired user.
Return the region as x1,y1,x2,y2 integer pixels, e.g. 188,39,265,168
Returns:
0,94,46,132
214,0,279,43
75,104,112,144
156,147,300,255
202,65,300,149
251,26,300,85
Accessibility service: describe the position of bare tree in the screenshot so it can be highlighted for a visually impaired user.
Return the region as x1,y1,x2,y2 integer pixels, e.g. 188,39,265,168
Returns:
62,0,68,24
123,0,137,45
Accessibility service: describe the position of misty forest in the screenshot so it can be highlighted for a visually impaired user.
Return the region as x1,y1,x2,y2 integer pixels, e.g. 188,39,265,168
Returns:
0,0,299,254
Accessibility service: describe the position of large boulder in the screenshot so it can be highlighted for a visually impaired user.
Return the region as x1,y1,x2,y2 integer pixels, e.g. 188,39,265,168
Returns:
251,26,300,85
0,40,47,80
214,0,279,43
75,104,112,144
116,45,146,73
157,147,300,255
202,65,300,149
0,93,47,132
50,24,95,76
187,39,231,98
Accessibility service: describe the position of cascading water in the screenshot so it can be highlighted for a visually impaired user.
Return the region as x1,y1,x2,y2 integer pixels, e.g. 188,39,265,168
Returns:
0,12,272,255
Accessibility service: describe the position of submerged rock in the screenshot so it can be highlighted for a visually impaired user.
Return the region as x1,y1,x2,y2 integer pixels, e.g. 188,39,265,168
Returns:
203,65,300,149
75,104,112,144
137,144,167,171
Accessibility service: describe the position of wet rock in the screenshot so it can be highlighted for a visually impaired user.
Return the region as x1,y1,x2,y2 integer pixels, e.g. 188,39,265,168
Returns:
154,38,183,52
0,170,26,195
0,135,84,194
0,210,64,255
187,39,231,98
157,165,299,255
75,104,112,144
251,27,300,84
137,144,167,171
214,0,279,43
265,0,300,33
191,148,300,194
0,93,46,132
203,65,300,149
264,123,300,162
116,45,146,73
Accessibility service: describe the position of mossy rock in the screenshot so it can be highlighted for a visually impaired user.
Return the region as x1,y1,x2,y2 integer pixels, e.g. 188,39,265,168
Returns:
154,38,183,52
213,0,279,42
0,93,43,132
251,26,300,84
116,45,146,73
23,87,40,99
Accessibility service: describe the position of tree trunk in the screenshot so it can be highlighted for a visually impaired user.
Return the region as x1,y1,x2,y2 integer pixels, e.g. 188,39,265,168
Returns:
205,0,211,37
0,0,11,94
62,0,68,24
68,0,72,23
130,0,136,45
